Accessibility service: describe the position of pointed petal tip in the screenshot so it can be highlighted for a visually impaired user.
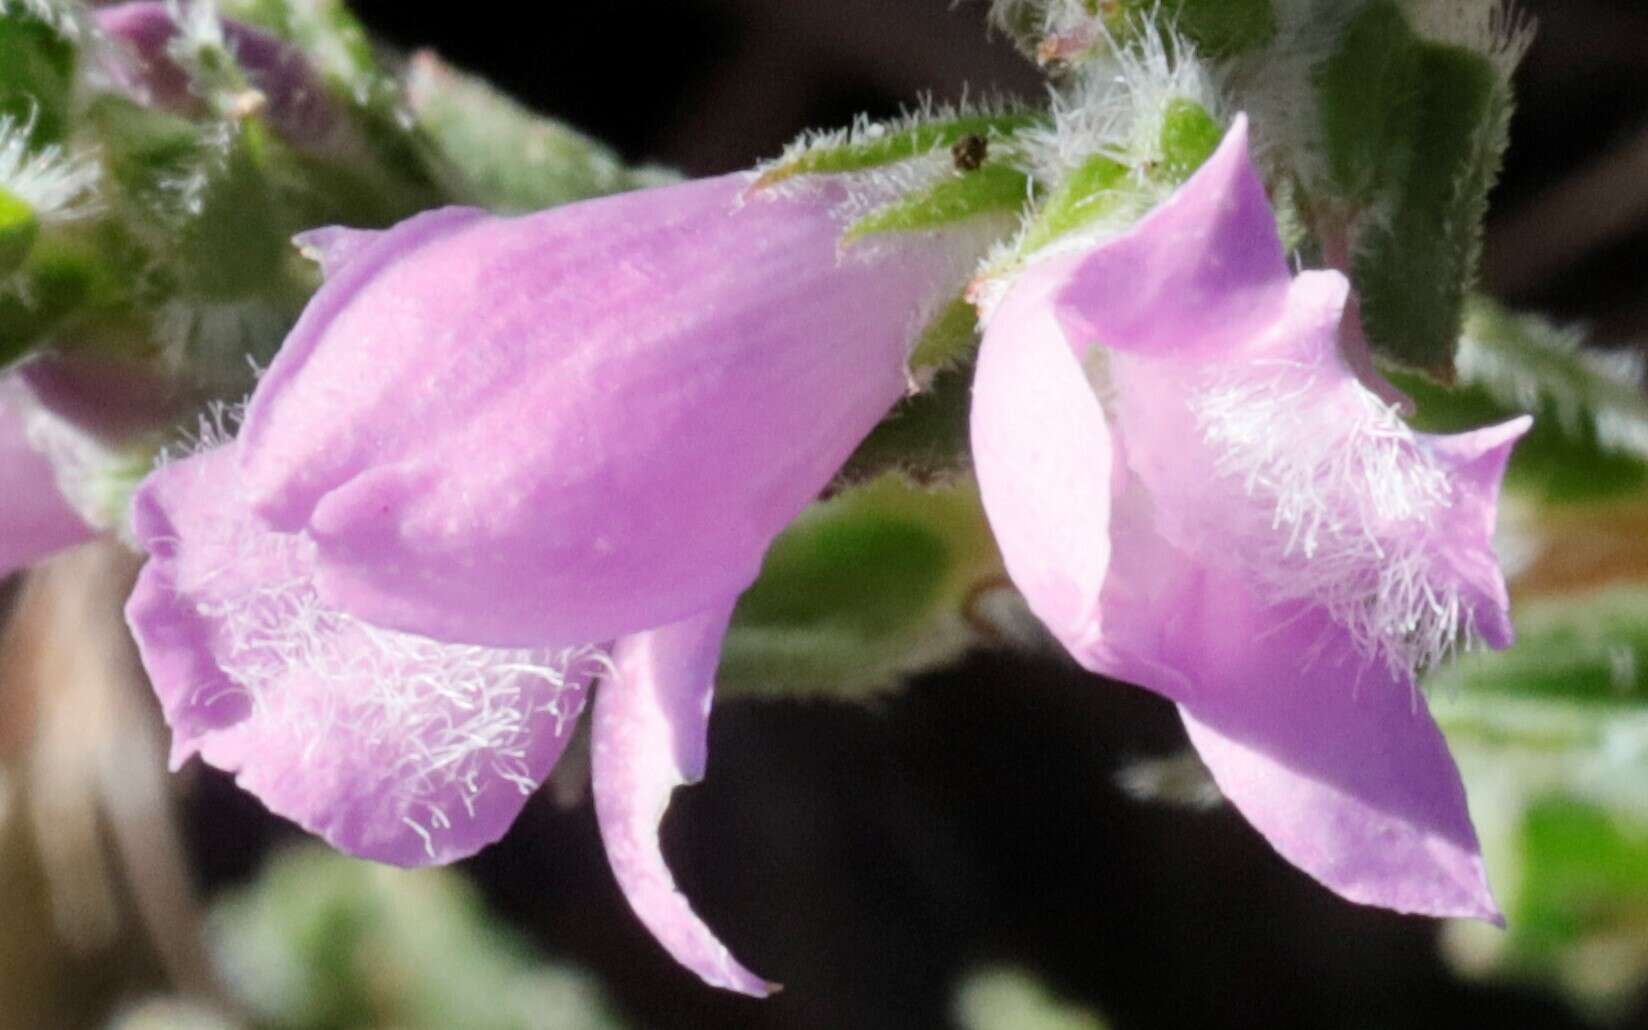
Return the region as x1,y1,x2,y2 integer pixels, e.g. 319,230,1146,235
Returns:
293,225,383,279
594,608,773,996
1053,113,1287,358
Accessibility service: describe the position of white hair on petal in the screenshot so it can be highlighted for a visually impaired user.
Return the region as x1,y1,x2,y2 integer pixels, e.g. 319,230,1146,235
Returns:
193,518,607,860
1194,361,1478,679
0,116,100,223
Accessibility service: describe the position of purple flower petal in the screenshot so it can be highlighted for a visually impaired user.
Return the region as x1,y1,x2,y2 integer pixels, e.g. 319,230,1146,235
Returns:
1173,568,1500,920
1054,115,1290,359
592,604,775,996
293,225,385,279
0,377,94,576
971,253,1115,659
973,116,1527,921
126,444,597,865
237,174,969,648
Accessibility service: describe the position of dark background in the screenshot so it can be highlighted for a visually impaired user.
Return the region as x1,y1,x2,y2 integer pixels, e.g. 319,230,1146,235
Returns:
186,3,1648,1027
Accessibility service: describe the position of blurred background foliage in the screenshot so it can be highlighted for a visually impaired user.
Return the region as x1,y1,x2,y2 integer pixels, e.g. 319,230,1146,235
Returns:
3,0,1648,1028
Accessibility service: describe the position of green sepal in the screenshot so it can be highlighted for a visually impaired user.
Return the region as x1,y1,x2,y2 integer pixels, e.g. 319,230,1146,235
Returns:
1017,153,1129,255
757,112,1042,187
1012,97,1220,260
406,53,666,213
844,163,1031,242
1156,98,1223,183
0,186,38,276
0,11,74,145
719,474,1001,699
1393,299,1648,506
1315,1,1511,374
1109,0,1277,58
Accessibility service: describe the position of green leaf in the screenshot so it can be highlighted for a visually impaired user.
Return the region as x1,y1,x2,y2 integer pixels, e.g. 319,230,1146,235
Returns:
0,11,74,145
720,475,1001,698
212,847,631,1030
1315,2,1424,204
1315,2,1512,374
405,53,662,213
758,112,1042,186
844,163,1030,242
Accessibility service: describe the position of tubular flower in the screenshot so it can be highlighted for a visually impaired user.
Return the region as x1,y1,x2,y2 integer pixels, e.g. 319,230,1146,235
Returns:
971,116,1529,921
0,375,96,576
125,171,993,993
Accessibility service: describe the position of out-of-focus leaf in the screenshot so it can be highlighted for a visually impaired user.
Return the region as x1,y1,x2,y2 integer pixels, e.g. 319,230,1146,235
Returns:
405,52,669,213
955,966,1110,1030
0,12,74,145
1435,587,1648,1010
1112,0,1277,59
1395,298,1648,506
721,474,1003,698
210,846,630,1030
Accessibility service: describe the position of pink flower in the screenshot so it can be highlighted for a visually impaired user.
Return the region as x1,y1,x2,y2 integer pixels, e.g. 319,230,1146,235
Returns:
125,172,988,993
0,376,96,577
971,117,1528,921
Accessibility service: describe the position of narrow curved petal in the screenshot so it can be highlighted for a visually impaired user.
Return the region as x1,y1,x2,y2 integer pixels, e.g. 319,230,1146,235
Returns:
239,174,977,648
591,603,774,996
971,255,1116,660
0,378,94,576
1053,115,1289,359
126,445,595,866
